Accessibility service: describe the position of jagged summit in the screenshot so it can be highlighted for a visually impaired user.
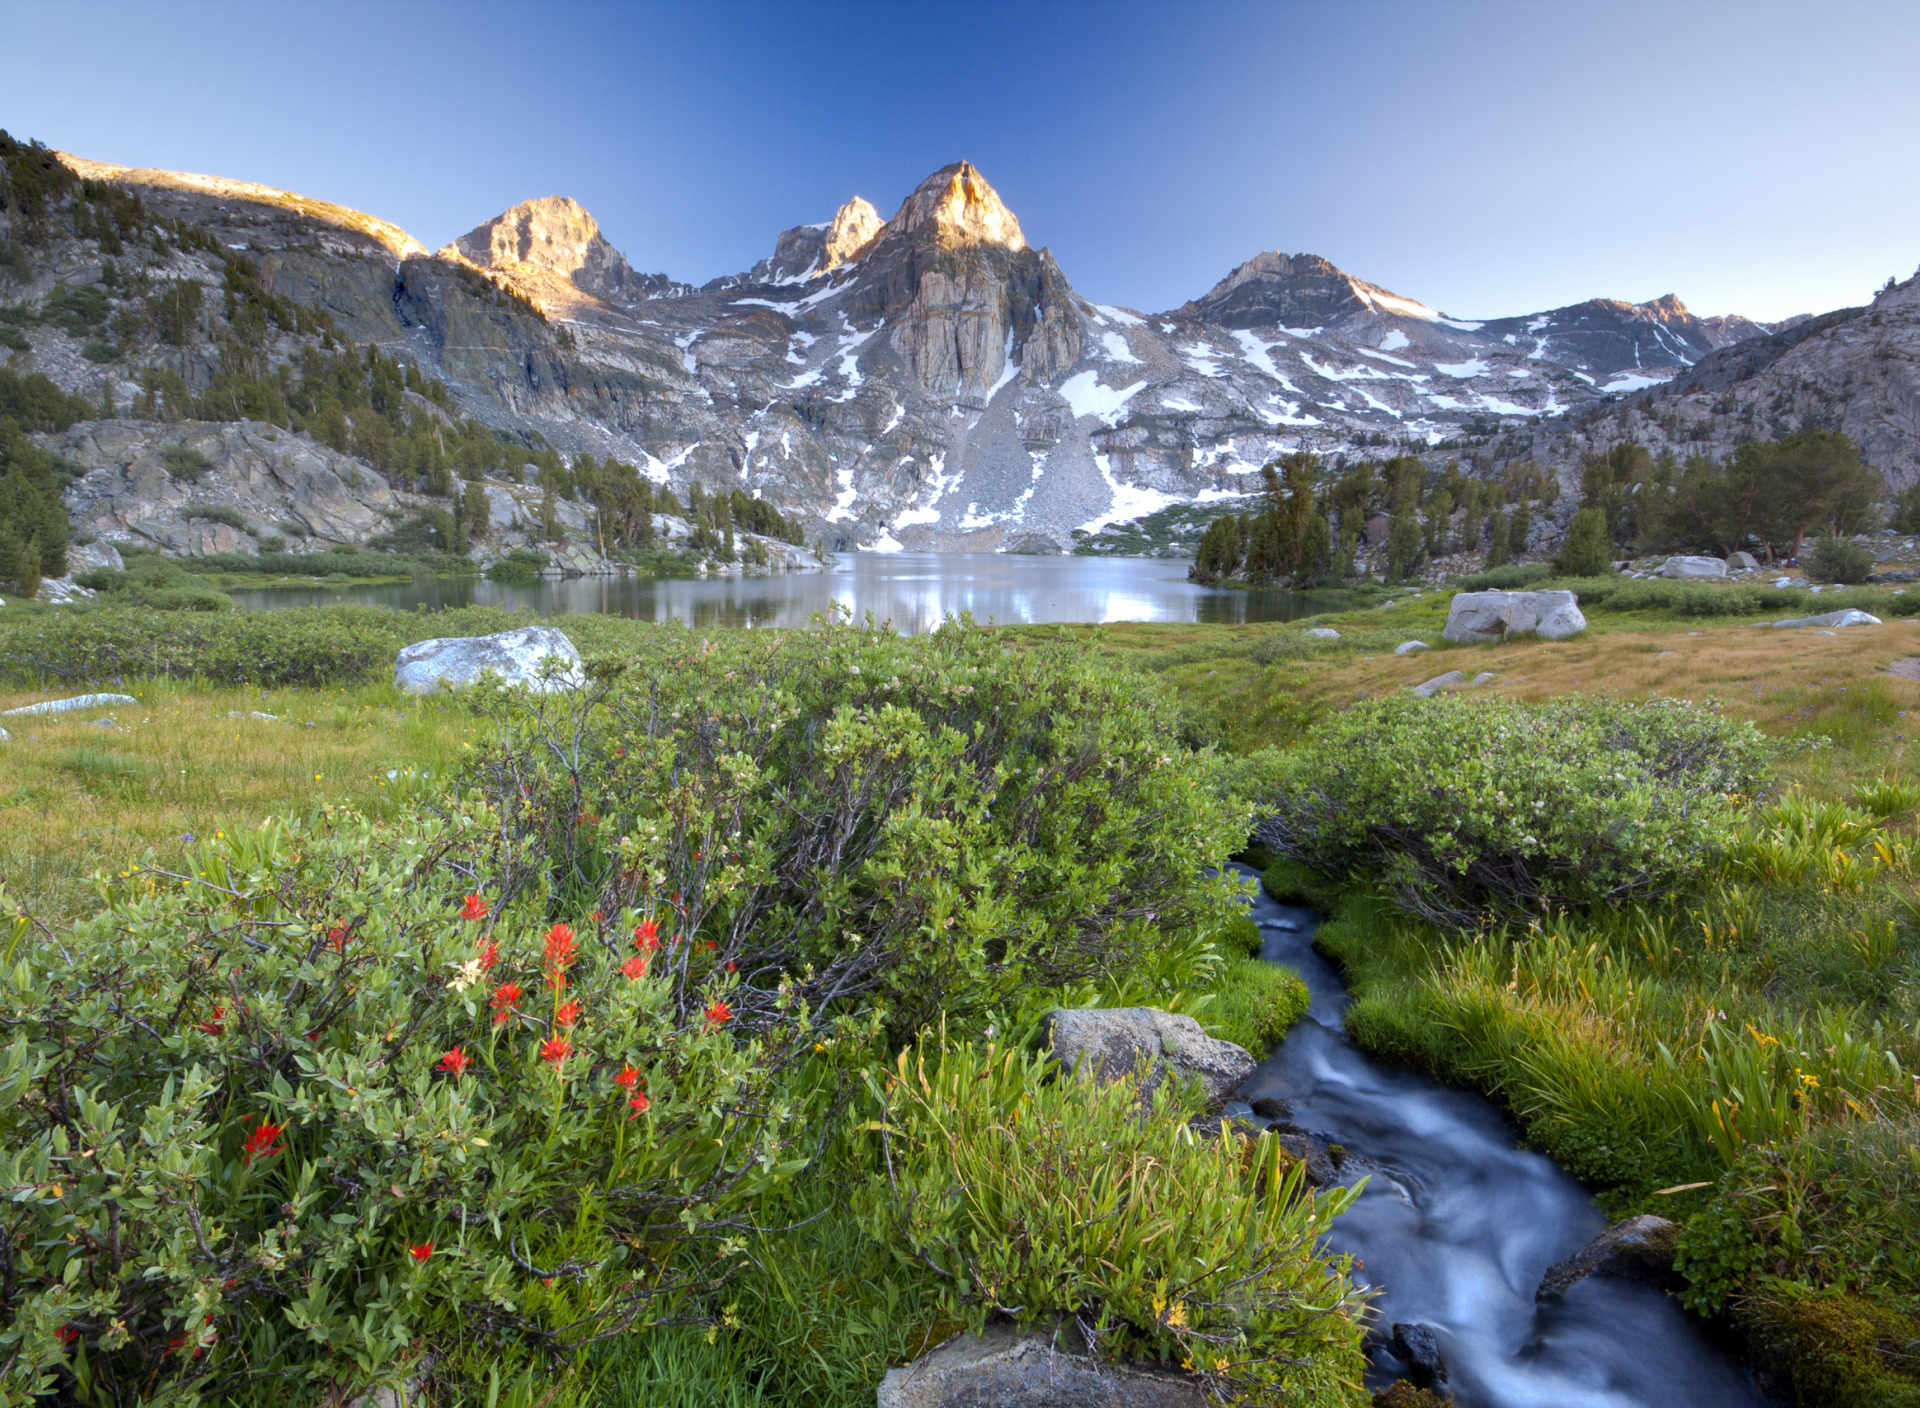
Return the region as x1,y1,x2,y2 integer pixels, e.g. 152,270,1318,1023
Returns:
883,161,1026,252
441,195,685,306
751,195,883,283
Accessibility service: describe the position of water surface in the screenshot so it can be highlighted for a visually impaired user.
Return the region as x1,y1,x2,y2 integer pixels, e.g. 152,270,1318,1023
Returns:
225,553,1353,632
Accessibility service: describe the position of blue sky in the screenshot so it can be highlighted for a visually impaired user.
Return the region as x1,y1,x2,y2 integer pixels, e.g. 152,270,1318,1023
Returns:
4,0,1916,321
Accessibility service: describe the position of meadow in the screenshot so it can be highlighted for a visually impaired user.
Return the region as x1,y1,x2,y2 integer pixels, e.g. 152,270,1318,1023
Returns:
2,582,1918,1407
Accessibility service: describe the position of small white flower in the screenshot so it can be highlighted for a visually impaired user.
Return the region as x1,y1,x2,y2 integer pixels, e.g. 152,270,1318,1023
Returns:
449,957,484,993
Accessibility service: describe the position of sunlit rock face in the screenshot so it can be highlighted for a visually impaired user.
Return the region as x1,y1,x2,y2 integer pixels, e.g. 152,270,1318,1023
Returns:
442,195,687,305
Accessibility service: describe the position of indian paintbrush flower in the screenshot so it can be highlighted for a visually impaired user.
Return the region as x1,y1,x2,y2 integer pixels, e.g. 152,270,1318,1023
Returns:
704,999,732,1029
460,893,489,921
554,998,583,1027
540,1036,572,1066
438,1046,473,1075
409,1241,433,1264
490,982,523,1025
241,1117,285,1163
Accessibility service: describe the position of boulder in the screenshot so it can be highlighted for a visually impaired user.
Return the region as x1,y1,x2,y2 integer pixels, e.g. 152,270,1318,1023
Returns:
877,1324,1203,1408
1410,671,1464,698
1727,551,1760,570
1047,1007,1254,1107
1304,627,1339,640
0,726,9,742
1248,1095,1292,1121
1661,555,1728,579
1770,610,1881,629
393,626,583,694
1393,640,1428,655
2,693,138,716
1441,590,1585,644
1537,1214,1680,1300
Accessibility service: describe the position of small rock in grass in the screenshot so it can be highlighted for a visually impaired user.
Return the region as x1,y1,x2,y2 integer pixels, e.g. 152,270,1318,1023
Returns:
1047,1007,1255,1108
1468,672,1498,686
1411,671,1464,698
1661,555,1728,579
0,726,9,742
1304,627,1340,640
1394,640,1429,655
3,693,138,717
1770,610,1881,629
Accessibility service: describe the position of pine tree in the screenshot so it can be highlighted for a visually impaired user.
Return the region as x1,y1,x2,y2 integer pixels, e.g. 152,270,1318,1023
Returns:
1485,509,1511,567
1554,506,1614,577
1509,501,1532,558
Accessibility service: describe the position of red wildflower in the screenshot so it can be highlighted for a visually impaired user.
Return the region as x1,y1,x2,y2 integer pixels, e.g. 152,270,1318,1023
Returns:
627,1092,651,1117
726,961,736,973
540,1036,572,1066
704,999,732,1029
438,1046,473,1075
56,1325,79,1345
409,1241,433,1264
634,918,660,950
490,982,523,1025
195,1004,226,1036
476,939,499,972
699,939,716,953
620,953,649,981
614,1064,640,1089
589,908,604,922
460,893,489,922
241,1117,285,1163
554,998,583,1028
326,925,348,953
543,922,578,990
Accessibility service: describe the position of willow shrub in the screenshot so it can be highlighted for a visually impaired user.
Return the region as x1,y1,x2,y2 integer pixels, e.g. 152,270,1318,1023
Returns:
463,614,1250,1033
0,805,866,1406
1254,695,1773,925
859,1040,1368,1406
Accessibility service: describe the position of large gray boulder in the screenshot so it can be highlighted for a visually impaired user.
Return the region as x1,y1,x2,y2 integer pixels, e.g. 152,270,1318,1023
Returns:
1441,590,1585,644
877,1324,1203,1408
1661,555,1728,579
1047,1007,1254,1107
1770,609,1881,629
1537,1214,1680,1300
394,626,583,694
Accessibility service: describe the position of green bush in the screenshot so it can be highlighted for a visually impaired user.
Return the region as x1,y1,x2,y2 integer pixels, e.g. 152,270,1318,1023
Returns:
182,504,249,532
469,616,1252,1032
1553,506,1615,577
0,807,837,1404
160,444,213,483
1806,534,1876,585
1457,562,1551,591
1253,695,1774,925
180,549,436,579
859,1039,1367,1401
488,548,549,583
0,605,397,685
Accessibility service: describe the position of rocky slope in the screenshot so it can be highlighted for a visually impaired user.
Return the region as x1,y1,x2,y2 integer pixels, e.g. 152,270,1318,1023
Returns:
9,141,1903,557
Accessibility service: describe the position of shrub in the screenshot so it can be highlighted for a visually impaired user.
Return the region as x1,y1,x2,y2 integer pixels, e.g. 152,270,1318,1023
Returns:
0,605,397,685
183,503,249,532
1253,695,1774,925
1806,534,1876,584
858,1040,1367,1402
488,549,550,583
1205,957,1311,1055
161,444,213,483
1456,561,1551,591
0,807,841,1403
467,616,1252,1032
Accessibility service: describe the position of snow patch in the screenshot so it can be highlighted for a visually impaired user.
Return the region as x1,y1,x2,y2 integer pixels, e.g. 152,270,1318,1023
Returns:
1058,370,1147,424
639,443,698,485
891,454,952,529
1433,358,1488,378
1079,454,1180,536
1231,329,1282,378
1180,344,1225,377
1355,345,1417,368
1099,330,1139,363
1096,304,1146,327
1378,329,1410,351
1600,371,1667,394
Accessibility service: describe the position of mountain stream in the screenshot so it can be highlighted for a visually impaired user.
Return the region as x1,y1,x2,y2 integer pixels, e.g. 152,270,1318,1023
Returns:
1224,865,1768,1407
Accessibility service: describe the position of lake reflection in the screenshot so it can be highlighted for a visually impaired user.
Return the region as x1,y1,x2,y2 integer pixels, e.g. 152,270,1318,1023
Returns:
224,553,1351,632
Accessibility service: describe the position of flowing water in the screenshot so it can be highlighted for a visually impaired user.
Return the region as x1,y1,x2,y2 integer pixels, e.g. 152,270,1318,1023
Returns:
1225,865,1766,1408
223,552,1358,630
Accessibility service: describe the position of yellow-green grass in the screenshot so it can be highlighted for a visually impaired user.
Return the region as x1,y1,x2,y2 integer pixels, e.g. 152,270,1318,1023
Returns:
0,679,476,922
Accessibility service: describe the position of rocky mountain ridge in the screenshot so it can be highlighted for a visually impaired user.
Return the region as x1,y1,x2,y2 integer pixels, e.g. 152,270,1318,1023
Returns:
8,141,1909,557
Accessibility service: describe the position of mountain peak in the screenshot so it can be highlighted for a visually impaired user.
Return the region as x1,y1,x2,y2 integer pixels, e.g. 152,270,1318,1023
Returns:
887,161,1026,252
821,195,883,269
442,196,679,305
